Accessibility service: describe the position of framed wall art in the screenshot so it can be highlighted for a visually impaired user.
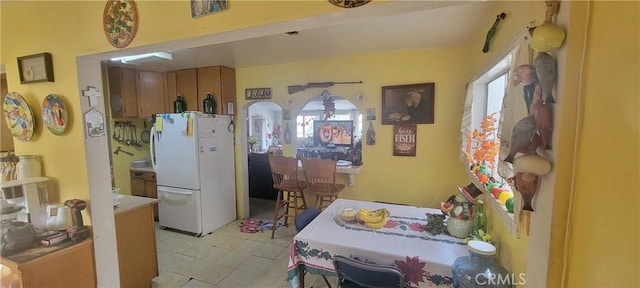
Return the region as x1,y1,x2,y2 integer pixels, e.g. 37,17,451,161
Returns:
393,124,417,156
17,53,54,84
191,0,228,18
103,0,139,49
382,83,435,125
245,88,272,100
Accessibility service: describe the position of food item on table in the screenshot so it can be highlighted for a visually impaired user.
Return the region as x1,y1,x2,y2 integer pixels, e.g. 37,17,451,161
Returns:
505,198,515,213
339,208,359,223
358,208,390,229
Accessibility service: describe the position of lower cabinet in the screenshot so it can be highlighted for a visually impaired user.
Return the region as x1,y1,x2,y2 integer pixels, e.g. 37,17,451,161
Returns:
115,202,158,288
0,240,96,288
131,170,158,220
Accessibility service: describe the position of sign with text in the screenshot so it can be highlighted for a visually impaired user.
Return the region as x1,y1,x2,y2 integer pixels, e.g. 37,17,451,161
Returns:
245,88,272,100
393,124,417,156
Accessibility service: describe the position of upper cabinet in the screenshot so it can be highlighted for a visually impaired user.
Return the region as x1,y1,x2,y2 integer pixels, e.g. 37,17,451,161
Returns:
196,66,236,115
109,67,166,119
165,66,236,115
109,67,138,118
137,71,165,119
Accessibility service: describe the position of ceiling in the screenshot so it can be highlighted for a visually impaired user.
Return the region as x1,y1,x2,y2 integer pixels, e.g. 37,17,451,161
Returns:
100,1,494,72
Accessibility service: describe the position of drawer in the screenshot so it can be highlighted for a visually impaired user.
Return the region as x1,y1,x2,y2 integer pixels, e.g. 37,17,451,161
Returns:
143,172,156,181
130,171,144,179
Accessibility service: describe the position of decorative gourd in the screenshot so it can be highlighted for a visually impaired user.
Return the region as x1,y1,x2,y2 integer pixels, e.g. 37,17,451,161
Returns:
513,154,552,176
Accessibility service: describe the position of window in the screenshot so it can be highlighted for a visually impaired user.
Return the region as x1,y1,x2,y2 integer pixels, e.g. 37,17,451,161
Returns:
461,33,530,237
296,115,315,139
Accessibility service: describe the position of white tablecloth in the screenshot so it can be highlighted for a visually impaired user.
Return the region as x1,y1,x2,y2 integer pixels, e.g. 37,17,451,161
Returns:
287,199,469,288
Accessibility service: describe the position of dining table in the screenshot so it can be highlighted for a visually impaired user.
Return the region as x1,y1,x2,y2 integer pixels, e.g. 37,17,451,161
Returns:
287,199,469,288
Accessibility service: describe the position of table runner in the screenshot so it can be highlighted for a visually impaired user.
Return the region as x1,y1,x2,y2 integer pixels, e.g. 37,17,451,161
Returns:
287,199,469,288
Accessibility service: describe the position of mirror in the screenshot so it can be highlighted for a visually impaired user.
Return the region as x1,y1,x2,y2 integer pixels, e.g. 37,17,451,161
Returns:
295,93,361,160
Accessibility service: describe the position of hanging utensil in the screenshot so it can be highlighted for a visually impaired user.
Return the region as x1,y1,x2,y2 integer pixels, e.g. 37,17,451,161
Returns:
125,123,132,146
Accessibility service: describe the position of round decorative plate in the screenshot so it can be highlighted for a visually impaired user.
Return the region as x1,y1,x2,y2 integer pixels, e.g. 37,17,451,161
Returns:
103,0,139,48
2,92,35,142
328,0,371,8
42,94,68,136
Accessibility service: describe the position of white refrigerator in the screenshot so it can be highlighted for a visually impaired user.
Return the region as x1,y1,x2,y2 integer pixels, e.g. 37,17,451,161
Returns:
150,112,236,236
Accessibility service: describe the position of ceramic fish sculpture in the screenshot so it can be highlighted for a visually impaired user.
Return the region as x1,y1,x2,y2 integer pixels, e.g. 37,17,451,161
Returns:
513,64,539,113
530,98,553,149
534,52,557,104
504,115,537,163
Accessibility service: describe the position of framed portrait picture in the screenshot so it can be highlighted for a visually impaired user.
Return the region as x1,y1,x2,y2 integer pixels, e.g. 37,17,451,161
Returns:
381,83,435,125
17,53,54,84
191,0,228,18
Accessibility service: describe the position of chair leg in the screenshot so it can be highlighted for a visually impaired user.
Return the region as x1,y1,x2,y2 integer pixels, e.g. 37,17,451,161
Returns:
271,190,283,239
321,274,332,288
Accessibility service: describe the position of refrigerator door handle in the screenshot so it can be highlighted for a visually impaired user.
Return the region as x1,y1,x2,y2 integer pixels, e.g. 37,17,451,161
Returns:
158,186,194,195
150,126,157,171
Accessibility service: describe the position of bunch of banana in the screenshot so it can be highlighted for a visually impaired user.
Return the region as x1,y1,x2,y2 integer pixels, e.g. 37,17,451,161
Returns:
358,208,390,229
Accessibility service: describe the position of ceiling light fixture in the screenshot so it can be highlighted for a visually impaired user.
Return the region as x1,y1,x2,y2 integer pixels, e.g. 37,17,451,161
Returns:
111,52,172,65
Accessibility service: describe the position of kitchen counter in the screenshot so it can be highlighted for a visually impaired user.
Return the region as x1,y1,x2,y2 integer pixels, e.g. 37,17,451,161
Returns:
129,166,154,173
114,194,158,215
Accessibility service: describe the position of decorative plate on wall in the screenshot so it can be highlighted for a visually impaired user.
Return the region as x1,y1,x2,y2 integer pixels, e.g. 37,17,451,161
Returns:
328,0,371,8
103,0,139,48
2,92,35,142
42,94,68,136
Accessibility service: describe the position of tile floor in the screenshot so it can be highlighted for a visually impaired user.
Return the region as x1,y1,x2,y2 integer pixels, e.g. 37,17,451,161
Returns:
152,198,336,288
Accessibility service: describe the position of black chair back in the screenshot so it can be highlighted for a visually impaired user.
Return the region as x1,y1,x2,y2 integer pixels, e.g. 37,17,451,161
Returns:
333,255,404,288
294,208,321,232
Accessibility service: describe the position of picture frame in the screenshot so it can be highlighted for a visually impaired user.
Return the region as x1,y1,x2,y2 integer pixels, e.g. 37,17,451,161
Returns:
393,124,417,156
17,53,54,84
381,83,435,125
191,0,228,18
245,87,272,100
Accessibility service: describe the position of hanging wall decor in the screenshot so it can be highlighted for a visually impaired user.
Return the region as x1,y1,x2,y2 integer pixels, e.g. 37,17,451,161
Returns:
103,0,139,48
393,124,416,156
283,122,292,144
366,121,376,146
244,88,271,100
191,0,228,18
84,109,106,139
382,83,435,125
17,53,54,84
482,13,507,53
328,0,371,8
2,92,35,142
42,94,68,136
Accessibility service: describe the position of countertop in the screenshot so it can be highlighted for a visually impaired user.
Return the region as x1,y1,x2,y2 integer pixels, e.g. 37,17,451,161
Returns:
113,194,158,215
129,166,154,173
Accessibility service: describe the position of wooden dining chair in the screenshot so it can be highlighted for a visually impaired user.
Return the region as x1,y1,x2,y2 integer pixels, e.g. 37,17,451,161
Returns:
268,155,308,239
301,158,345,211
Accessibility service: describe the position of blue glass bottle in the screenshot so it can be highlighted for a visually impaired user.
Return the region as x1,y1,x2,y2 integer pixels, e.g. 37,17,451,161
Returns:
452,240,513,288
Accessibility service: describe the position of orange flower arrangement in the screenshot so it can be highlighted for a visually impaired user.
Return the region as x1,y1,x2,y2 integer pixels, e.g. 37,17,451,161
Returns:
464,112,500,170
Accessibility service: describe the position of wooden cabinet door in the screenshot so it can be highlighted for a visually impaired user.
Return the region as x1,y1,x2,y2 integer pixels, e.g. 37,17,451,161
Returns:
115,205,158,288
19,240,96,288
144,178,158,220
175,69,198,112
109,67,138,118
130,171,146,197
165,71,176,113
137,71,166,118
197,66,222,114
220,66,236,115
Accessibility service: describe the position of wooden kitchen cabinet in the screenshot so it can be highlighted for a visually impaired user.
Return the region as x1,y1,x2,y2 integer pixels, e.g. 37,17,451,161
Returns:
114,196,158,288
175,68,198,112
130,170,158,220
109,67,138,118
165,71,177,113
197,66,236,114
137,71,166,118
0,240,96,288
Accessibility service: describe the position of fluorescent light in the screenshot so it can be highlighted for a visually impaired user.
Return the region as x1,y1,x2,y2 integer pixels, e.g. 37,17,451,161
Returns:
111,52,172,64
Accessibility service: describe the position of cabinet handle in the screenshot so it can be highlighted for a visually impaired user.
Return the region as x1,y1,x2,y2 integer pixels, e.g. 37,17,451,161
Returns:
133,172,143,178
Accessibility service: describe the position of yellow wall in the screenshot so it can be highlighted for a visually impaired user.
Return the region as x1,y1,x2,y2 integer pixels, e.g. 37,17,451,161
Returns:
2,1,638,286
110,118,151,196
236,47,471,210
565,1,639,286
